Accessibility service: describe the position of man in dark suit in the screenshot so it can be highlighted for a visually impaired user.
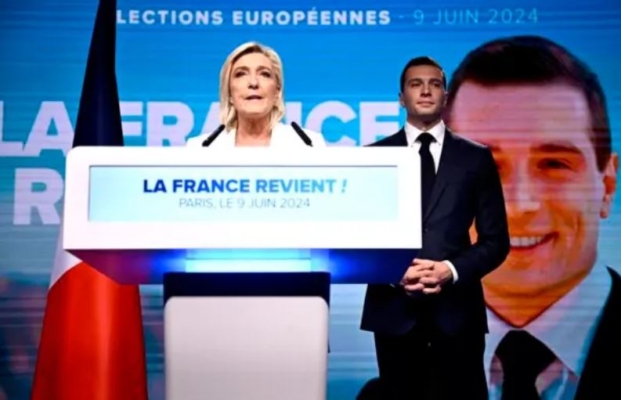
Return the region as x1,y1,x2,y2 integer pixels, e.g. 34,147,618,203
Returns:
360,56,510,400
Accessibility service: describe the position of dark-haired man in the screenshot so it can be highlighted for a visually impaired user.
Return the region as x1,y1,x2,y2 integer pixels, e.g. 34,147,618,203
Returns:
444,35,620,399
360,56,510,399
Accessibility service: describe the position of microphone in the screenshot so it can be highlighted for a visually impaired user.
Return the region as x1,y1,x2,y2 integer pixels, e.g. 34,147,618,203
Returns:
290,122,313,147
201,124,225,147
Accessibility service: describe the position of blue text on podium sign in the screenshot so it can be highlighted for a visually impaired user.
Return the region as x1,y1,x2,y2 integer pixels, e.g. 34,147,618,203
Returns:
142,178,346,194
88,166,398,222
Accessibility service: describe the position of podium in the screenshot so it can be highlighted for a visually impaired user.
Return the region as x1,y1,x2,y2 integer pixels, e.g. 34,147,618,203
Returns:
62,146,422,400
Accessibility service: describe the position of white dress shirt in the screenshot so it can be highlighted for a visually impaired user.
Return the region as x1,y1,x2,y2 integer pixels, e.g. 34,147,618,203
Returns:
485,260,612,399
185,121,326,148
403,120,459,282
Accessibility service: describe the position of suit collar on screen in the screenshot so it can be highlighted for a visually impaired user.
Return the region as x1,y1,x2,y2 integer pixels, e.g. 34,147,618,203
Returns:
484,259,613,385
576,266,621,396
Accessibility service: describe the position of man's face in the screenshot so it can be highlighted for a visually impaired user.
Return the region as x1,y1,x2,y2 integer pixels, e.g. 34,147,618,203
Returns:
449,82,617,302
399,65,446,121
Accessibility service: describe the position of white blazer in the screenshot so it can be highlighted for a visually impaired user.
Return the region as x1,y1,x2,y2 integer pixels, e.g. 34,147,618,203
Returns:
186,122,327,148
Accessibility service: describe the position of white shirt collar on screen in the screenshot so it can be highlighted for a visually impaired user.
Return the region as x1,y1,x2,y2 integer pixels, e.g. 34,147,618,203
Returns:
485,260,612,398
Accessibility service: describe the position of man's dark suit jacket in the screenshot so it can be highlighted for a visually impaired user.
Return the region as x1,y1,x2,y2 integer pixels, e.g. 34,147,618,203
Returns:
360,127,510,336
574,267,621,399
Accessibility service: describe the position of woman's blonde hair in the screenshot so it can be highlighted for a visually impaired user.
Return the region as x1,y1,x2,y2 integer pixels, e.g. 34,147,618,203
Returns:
219,41,285,130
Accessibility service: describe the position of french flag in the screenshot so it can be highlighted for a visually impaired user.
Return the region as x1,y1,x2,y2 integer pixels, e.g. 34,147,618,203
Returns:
31,0,148,398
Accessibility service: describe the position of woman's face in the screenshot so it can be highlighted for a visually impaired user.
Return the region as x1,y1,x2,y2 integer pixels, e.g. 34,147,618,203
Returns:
229,52,279,122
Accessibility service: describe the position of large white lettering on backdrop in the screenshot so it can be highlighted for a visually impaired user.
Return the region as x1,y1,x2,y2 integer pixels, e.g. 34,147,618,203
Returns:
1,100,401,225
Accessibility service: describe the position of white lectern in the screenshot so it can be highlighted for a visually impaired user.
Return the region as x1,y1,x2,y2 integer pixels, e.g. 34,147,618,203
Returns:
62,146,422,400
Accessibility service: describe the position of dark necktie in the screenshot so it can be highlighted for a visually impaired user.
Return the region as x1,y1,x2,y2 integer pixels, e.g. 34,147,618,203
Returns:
417,132,436,214
496,330,556,400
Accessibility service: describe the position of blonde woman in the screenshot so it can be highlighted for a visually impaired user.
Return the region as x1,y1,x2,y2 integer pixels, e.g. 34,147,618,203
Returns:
187,41,326,147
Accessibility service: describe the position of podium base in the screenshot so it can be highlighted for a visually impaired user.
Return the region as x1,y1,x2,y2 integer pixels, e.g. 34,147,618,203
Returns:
163,272,330,400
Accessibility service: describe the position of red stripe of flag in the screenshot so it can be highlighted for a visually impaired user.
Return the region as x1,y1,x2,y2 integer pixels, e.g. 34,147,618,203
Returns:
31,0,148,398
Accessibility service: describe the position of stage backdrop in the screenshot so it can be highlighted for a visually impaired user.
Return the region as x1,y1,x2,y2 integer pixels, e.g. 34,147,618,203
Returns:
1,0,620,399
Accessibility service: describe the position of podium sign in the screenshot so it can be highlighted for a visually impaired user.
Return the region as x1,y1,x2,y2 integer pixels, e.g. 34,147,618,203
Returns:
63,146,422,284
89,165,399,224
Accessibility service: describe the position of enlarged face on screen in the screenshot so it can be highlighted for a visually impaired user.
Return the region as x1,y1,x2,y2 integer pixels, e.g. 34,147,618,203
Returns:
229,52,279,122
399,65,446,122
449,82,618,324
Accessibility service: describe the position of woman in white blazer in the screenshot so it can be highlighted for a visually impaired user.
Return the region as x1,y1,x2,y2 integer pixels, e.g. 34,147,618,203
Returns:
186,41,326,148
